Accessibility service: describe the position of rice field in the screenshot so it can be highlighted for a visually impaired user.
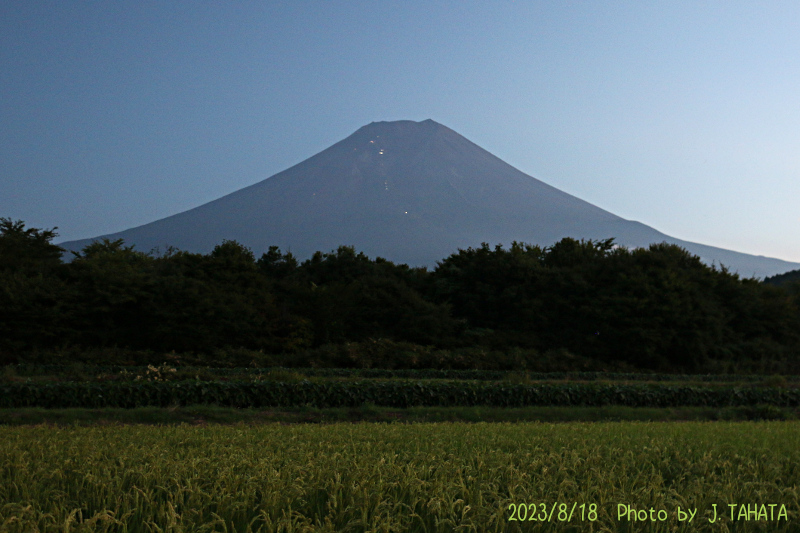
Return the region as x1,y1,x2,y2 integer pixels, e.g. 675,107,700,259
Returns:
1,421,799,532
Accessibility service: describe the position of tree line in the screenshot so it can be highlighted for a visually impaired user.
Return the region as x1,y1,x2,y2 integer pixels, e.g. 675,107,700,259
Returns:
2,217,799,372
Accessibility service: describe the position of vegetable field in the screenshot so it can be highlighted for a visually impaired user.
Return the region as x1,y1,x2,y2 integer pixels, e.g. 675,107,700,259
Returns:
2,422,798,532
3,380,800,409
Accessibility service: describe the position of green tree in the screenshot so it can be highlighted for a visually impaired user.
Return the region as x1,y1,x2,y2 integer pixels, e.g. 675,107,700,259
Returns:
0,219,69,358
65,239,157,348
0,217,64,274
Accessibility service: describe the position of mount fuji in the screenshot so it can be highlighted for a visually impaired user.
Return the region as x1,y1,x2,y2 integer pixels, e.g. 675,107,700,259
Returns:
58,119,800,278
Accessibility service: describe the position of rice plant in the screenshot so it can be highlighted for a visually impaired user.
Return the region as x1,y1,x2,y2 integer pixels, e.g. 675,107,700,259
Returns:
1,422,798,531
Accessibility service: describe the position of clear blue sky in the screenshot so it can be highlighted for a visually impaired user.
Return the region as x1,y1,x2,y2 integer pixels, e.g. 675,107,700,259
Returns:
2,1,799,262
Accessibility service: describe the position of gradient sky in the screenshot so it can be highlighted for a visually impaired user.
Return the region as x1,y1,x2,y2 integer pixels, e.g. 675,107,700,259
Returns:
2,1,799,262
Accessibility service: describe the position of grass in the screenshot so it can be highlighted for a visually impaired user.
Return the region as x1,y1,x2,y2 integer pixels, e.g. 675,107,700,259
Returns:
1,422,799,531
1,404,798,426
4,364,799,388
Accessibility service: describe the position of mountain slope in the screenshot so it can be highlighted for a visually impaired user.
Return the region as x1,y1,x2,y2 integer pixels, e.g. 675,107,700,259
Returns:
58,119,800,278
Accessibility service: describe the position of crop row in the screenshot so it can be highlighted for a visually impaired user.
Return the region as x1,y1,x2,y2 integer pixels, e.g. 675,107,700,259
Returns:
10,364,799,382
3,423,799,532
2,380,800,409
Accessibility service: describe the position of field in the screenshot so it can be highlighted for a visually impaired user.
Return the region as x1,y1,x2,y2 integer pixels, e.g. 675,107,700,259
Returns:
2,421,799,532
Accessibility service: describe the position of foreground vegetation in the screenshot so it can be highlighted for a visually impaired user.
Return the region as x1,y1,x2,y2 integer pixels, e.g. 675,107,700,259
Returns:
1,422,798,532
3,218,800,373
3,364,798,411
5,364,796,422
2,404,799,426
7,364,800,384
4,379,800,410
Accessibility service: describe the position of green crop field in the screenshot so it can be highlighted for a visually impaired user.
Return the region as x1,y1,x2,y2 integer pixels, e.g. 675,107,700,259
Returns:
1,422,798,532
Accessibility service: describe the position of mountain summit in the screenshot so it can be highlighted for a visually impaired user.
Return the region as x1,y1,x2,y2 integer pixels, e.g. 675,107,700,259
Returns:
59,119,800,277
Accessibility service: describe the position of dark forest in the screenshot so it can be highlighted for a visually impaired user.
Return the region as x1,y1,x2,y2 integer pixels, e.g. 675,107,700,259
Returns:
2,217,799,373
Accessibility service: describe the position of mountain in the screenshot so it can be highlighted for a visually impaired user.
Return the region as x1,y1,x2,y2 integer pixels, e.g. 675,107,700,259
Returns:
58,119,800,278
